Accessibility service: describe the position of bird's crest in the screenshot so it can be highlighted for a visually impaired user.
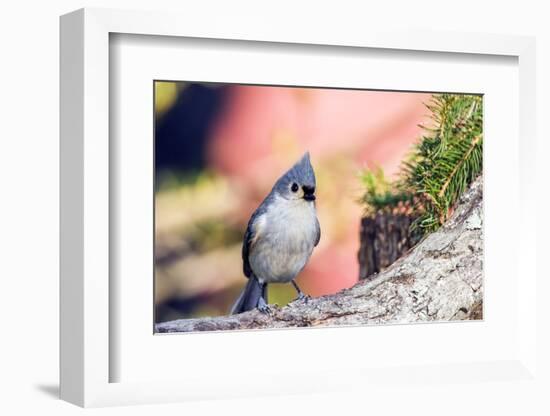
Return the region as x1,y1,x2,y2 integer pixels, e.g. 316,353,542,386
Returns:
274,152,316,191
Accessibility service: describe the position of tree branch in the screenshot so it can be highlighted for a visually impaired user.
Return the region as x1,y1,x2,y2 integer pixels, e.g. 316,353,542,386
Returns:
156,176,483,333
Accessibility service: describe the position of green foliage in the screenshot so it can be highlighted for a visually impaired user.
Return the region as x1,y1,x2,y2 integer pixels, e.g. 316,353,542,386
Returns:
359,166,412,215
360,94,483,234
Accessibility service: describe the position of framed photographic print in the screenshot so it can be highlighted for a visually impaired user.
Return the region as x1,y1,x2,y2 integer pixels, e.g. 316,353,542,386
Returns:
60,7,538,407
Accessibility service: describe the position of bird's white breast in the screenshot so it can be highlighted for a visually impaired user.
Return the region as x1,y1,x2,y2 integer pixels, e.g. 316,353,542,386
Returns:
249,195,318,283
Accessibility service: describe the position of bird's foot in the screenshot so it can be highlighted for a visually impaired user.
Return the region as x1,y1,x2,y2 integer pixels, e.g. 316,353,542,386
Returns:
291,281,310,303
257,297,272,315
293,292,311,303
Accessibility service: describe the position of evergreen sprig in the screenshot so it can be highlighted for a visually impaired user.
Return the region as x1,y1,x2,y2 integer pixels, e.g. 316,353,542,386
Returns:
360,93,483,235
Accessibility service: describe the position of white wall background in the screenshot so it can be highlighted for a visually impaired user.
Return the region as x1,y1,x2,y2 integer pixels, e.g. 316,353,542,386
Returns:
0,1,548,414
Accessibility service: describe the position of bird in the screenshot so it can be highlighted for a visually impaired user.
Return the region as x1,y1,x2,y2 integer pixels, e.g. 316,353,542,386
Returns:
230,152,321,314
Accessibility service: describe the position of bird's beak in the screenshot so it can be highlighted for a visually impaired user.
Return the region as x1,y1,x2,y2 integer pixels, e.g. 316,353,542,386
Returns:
302,185,316,201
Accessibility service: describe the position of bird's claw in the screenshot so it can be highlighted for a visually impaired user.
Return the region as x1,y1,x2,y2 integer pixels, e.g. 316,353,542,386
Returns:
294,292,311,303
257,297,272,315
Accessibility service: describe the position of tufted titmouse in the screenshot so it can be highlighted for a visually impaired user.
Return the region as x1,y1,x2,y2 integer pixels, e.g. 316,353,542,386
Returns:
230,152,321,314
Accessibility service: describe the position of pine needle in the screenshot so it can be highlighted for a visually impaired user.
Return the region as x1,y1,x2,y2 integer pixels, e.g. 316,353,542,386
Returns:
360,93,483,236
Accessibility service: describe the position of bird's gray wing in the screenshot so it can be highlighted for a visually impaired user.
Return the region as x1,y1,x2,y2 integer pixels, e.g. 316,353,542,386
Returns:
314,216,321,247
242,203,268,278
242,220,255,278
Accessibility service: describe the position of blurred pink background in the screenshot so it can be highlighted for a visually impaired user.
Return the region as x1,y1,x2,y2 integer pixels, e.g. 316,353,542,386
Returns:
154,82,431,321
208,86,430,296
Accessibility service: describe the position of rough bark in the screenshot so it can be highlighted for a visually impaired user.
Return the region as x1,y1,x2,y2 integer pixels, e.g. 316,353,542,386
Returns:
156,176,483,333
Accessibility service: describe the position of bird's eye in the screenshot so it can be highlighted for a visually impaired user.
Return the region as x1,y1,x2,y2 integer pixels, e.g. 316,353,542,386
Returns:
291,183,299,192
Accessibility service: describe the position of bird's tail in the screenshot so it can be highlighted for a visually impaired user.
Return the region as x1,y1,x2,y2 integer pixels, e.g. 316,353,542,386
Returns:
230,277,265,315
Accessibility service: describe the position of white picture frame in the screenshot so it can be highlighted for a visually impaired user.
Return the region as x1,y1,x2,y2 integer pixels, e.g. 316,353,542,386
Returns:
60,7,538,407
